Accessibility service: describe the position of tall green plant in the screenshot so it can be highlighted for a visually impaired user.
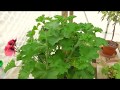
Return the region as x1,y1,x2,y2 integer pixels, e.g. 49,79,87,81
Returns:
100,11,120,40
4,15,107,79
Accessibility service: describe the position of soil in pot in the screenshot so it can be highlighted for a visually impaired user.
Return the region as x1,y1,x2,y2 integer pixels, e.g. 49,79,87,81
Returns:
107,40,118,49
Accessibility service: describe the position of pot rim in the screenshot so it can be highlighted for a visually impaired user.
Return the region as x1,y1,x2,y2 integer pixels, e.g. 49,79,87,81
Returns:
106,40,118,46
99,50,117,58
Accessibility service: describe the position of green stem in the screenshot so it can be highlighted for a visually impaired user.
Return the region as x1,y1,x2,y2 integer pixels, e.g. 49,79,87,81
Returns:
69,11,73,22
15,65,24,67
111,22,116,41
45,31,49,69
66,40,79,62
104,19,110,39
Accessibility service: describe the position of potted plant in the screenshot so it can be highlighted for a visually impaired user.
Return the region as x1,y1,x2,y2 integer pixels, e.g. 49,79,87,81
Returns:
4,15,107,79
100,11,120,58
102,61,120,79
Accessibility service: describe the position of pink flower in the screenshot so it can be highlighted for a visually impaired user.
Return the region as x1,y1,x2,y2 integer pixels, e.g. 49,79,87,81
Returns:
4,45,15,56
4,39,17,56
8,39,17,46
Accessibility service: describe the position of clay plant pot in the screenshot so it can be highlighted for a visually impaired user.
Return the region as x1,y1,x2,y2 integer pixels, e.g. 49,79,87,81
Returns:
107,40,118,49
101,46,116,56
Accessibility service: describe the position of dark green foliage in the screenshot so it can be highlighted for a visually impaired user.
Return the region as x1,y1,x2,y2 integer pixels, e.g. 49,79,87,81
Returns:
4,15,107,79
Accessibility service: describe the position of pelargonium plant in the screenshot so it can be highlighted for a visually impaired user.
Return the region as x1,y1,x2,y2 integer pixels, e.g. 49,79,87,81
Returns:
4,15,107,79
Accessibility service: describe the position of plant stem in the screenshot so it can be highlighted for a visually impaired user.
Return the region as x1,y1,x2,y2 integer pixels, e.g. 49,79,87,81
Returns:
112,12,118,41
69,11,73,22
62,11,68,17
112,22,116,41
104,19,110,39
45,31,49,69
66,40,79,62
15,65,23,67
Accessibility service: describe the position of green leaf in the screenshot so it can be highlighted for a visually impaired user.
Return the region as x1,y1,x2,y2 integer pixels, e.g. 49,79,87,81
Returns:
4,60,16,73
71,59,89,70
94,37,108,46
66,15,76,21
61,23,80,38
79,23,103,34
60,38,74,51
32,69,59,79
48,55,70,75
68,69,81,79
32,62,59,79
80,45,99,61
93,27,102,33
38,30,47,41
44,21,60,30
101,66,109,75
54,15,65,22
37,23,40,27
19,41,41,58
79,23,93,33
79,70,94,79
113,63,120,70
32,26,38,30
32,62,47,78
26,30,35,37
26,25,38,38
45,69,59,79
36,15,45,22
115,72,120,79
18,60,36,79
67,66,94,79
48,36,63,46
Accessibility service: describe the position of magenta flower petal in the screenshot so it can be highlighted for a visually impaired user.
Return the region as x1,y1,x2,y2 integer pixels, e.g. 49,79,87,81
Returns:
8,39,16,46
4,45,15,56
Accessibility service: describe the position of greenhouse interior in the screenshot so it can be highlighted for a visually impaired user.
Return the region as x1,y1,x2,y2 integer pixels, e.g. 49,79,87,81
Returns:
0,11,120,79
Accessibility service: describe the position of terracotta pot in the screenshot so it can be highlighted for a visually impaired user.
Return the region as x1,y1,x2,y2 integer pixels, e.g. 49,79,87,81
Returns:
107,40,118,49
101,46,116,56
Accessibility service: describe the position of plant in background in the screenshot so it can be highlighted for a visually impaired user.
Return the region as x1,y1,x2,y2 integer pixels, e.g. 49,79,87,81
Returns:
100,11,120,40
102,62,120,79
4,15,107,79
99,11,120,58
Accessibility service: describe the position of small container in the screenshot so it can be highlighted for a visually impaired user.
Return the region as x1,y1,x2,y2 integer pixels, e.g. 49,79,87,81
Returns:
102,46,116,56
0,60,6,79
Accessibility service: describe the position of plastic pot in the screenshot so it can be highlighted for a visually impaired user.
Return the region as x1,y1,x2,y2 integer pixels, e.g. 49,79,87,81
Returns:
101,46,116,56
